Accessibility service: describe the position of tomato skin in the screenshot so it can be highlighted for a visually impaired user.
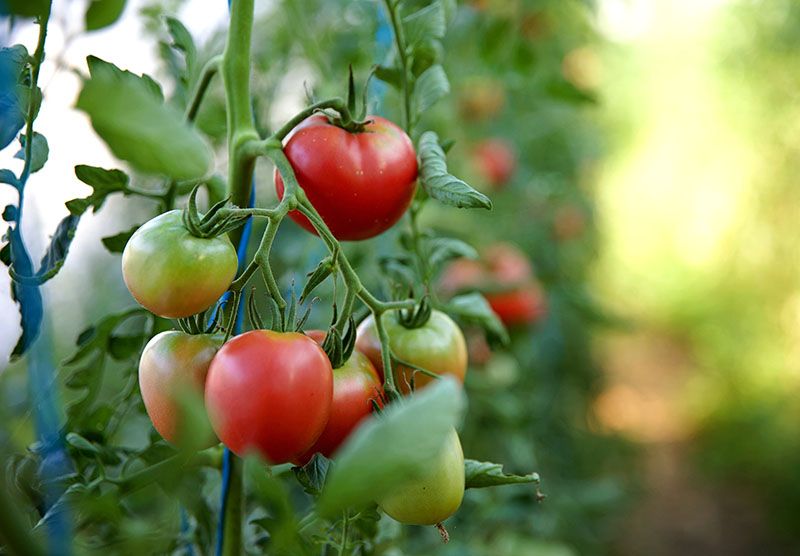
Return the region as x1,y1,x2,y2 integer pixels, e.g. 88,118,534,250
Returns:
122,210,238,318
356,310,467,394
138,331,218,447
274,115,418,241
204,330,333,463
473,139,516,188
294,331,384,464
378,428,465,525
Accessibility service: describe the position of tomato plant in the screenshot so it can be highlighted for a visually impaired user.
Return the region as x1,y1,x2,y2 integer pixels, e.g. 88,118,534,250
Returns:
294,330,383,464
138,330,218,447
122,210,238,318
204,330,333,463
356,310,468,394
274,114,418,241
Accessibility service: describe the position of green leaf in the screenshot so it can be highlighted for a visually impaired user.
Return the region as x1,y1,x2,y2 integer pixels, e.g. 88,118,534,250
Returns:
545,77,597,105
100,225,139,253
403,1,446,46
292,454,331,497
77,57,212,180
317,377,466,517
426,237,478,273
418,131,492,209
14,133,48,173
164,16,197,77
35,214,80,283
413,64,449,115
85,0,127,31
447,292,509,346
464,459,540,489
0,0,49,17
374,65,403,89
66,165,129,216
0,169,20,189
65,432,100,454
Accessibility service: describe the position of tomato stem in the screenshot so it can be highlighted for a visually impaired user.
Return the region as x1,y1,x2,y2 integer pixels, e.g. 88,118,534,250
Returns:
185,55,222,122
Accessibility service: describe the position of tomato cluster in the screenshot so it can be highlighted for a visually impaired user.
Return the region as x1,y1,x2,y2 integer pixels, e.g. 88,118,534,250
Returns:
127,113,470,527
441,242,547,327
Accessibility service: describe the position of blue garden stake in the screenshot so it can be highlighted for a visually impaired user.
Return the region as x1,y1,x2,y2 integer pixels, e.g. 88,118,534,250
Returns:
372,3,393,115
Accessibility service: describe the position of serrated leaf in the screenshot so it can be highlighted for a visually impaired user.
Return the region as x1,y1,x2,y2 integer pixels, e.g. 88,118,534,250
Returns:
77,57,212,180
418,131,492,209
447,292,509,346
292,453,331,497
464,459,540,489
66,165,129,216
100,225,138,253
403,1,446,46
85,0,127,31
14,133,49,173
413,64,449,115
317,377,466,517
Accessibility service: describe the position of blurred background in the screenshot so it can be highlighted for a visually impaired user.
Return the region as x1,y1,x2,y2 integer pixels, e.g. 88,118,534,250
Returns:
2,0,800,554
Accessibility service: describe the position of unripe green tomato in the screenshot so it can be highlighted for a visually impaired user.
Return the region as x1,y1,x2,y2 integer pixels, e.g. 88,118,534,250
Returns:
378,428,465,525
138,331,219,449
122,210,238,318
356,310,468,394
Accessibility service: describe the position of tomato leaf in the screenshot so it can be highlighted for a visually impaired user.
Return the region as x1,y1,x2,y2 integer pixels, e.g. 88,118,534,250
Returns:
14,132,48,173
426,237,478,274
66,165,129,216
464,459,540,489
100,225,139,254
292,453,331,497
403,1,446,46
161,16,197,89
77,57,212,180
418,131,492,210
35,214,80,284
316,377,466,518
447,292,509,346
85,0,127,32
0,46,28,150
374,65,403,89
413,64,449,115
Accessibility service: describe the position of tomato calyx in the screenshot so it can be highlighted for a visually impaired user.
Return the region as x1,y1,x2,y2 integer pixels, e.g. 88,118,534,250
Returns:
177,307,219,335
181,186,249,239
322,65,375,134
319,312,357,369
396,295,433,329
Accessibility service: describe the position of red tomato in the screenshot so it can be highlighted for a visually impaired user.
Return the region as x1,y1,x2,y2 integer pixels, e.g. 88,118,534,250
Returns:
204,330,333,463
439,242,547,327
294,331,383,464
138,331,218,448
274,115,418,241
473,139,516,188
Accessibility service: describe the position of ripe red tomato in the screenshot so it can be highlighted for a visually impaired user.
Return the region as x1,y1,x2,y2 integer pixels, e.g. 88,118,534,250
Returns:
294,330,383,464
378,428,464,525
440,242,547,327
122,210,238,318
473,138,516,188
204,330,333,463
274,115,418,241
138,331,218,448
355,310,467,394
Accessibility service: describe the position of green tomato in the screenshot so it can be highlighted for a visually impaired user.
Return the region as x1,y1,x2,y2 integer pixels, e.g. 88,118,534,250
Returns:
378,428,465,525
356,310,468,394
122,210,238,318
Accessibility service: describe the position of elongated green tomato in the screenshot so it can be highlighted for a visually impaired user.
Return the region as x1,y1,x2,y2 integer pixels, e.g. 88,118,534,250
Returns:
122,210,238,318
204,330,333,464
378,428,465,525
356,310,468,394
294,330,384,465
138,331,218,448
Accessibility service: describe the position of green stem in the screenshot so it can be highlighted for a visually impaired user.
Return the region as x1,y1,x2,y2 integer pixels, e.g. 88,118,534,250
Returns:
185,55,222,122
382,0,412,132
19,5,51,187
338,511,350,556
221,456,244,556
269,98,350,142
